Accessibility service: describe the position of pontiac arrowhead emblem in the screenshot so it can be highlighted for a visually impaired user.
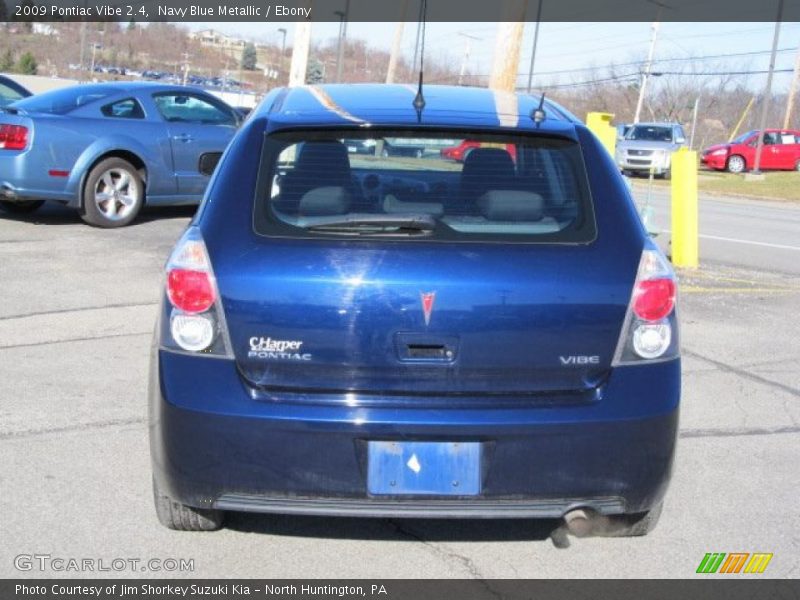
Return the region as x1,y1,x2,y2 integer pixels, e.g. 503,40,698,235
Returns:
420,291,436,326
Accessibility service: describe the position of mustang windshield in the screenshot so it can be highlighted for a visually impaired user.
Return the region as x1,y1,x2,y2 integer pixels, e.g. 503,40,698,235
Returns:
255,130,596,243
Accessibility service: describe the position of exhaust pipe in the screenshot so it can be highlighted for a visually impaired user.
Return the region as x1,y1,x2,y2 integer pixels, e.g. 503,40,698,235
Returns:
563,508,595,537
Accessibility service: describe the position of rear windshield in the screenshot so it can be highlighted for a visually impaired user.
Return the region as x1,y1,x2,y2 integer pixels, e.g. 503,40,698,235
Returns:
626,125,673,142
12,85,117,115
254,130,596,244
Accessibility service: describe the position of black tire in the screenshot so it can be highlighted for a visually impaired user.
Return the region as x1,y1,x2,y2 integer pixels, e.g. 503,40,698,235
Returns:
152,478,224,531
600,502,663,537
0,199,44,214
660,169,671,180
726,154,746,174
81,157,144,228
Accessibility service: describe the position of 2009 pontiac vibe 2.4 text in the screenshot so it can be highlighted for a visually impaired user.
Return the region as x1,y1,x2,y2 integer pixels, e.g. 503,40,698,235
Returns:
149,84,680,536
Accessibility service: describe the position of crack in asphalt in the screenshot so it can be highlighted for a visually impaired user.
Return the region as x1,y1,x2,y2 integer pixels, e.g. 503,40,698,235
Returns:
0,331,151,351
0,417,146,440
387,520,501,594
679,425,800,439
684,348,800,399
0,302,158,322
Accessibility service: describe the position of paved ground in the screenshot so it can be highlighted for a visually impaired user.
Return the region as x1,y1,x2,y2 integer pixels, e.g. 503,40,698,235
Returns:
0,199,798,579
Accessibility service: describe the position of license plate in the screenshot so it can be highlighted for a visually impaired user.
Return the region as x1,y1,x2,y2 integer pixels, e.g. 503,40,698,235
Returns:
367,441,481,496
347,146,358,152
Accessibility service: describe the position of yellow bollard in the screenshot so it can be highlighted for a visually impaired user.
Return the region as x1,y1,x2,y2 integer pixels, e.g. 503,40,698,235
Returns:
585,112,617,157
671,148,699,268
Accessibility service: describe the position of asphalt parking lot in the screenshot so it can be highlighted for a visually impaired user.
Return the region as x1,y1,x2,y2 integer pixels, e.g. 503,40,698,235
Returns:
1,199,798,579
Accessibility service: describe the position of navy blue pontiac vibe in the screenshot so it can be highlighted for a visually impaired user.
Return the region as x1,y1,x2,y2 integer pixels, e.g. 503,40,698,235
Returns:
149,84,680,535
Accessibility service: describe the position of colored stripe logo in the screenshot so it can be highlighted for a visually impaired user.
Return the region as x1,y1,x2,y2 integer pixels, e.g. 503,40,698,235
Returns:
697,553,773,574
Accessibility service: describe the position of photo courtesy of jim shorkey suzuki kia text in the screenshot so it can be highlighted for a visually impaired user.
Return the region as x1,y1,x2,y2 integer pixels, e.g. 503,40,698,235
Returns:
13,583,388,596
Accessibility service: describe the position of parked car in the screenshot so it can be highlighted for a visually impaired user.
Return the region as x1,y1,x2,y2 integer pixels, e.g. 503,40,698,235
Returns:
701,129,800,173
0,74,32,108
440,139,517,163
150,84,679,536
615,122,687,179
0,82,241,226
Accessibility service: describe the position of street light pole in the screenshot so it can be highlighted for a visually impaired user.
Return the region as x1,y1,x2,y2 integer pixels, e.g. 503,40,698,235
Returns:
277,28,287,83
634,19,660,124
457,32,481,86
753,0,784,175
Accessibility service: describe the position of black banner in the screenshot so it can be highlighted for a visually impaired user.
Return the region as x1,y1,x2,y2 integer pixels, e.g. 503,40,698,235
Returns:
4,580,800,600
3,0,799,23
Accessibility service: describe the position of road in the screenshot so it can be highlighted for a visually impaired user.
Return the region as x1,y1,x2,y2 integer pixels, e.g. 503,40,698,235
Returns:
632,183,800,275
0,201,798,579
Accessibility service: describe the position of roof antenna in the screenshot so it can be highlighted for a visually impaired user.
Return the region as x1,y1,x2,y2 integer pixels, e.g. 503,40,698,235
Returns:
531,92,547,125
412,0,427,121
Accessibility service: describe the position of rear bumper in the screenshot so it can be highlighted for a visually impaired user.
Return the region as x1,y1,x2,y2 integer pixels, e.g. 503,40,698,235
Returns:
150,350,680,518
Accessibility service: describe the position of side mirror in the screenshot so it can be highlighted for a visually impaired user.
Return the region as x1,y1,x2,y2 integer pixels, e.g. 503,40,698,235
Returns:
198,152,222,177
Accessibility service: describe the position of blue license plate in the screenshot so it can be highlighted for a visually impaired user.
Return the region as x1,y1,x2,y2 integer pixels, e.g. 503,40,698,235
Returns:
367,441,481,496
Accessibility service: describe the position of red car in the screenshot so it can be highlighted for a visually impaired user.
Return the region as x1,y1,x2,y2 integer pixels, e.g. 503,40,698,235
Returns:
441,140,517,163
701,129,800,173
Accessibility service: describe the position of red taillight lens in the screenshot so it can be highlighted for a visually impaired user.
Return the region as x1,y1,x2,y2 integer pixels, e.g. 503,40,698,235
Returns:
0,125,29,150
167,269,215,314
632,278,676,322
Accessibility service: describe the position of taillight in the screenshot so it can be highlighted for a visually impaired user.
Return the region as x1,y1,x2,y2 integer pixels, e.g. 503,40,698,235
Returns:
0,124,29,150
160,227,232,356
632,278,676,321
167,269,215,314
613,247,679,365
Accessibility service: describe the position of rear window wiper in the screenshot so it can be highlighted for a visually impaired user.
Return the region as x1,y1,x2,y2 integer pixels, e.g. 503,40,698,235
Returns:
304,214,435,235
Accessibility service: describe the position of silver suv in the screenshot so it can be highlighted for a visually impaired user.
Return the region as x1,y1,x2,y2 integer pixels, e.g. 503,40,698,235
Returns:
615,123,687,179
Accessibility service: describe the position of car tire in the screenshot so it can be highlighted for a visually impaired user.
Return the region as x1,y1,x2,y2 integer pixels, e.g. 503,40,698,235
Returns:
152,478,224,531
81,158,144,228
0,199,45,214
726,155,746,174
661,169,671,180
602,502,663,537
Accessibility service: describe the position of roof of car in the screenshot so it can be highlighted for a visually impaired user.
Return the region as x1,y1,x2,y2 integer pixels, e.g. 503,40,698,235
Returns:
258,84,581,135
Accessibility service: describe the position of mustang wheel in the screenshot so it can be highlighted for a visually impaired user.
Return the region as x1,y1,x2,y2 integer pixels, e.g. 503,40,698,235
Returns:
81,158,144,228
152,478,224,531
726,154,746,174
0,200,44,214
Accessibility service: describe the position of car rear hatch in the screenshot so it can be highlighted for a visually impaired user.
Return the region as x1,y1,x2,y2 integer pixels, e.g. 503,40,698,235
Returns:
211,128,639,401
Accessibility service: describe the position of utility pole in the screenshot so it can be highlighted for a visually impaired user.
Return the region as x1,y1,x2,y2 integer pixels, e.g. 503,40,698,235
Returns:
386,22,405,83
634,19,660,124
488,1,527,92
334,0,350,83
526,0,543,93
783,40,800,129
753,0,784,175
289,21,312,87
689,96,700,149
277,28,287,83
182,52,190,86
457,32,481,86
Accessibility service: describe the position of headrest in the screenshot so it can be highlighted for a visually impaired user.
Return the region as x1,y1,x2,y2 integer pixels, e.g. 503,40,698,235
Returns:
477,190,544,221
383,194,444,217
296,141,351,171
462,148,515,177
299,187,351,216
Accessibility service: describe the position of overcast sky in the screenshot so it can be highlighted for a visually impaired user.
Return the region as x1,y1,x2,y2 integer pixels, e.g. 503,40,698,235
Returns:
185,21,800,91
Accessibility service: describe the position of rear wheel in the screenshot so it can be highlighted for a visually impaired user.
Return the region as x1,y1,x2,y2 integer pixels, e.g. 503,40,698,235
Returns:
152,478,224,531
0,199,44,214
81,158,144,228
726,154,746,174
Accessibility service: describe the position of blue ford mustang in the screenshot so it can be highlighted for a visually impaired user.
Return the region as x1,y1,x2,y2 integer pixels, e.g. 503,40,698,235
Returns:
150,84,680,537
0,82,240,227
